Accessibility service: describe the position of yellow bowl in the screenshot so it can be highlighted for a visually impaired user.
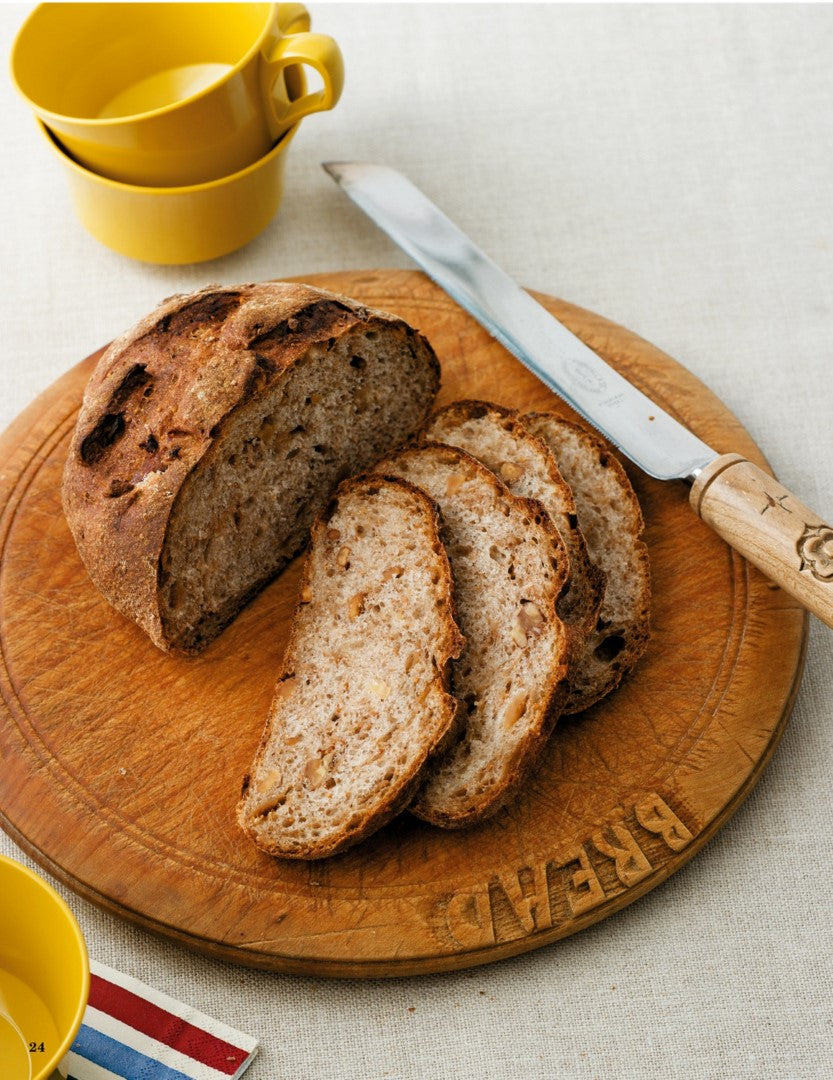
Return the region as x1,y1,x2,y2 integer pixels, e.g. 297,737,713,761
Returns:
38,118,298,264
0,854,89,1080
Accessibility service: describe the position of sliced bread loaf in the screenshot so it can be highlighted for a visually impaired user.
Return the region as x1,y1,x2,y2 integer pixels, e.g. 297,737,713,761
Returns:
62,283,440,653
237,475,463,859
523,414,651,712
422,400,605,672
376,443,571,828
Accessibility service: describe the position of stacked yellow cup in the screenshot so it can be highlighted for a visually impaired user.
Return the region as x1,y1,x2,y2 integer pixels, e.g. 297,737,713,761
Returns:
11,3,345,263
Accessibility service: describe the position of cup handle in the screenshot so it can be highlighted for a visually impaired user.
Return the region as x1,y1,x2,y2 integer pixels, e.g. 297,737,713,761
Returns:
262,32,345,135
276,3,311,35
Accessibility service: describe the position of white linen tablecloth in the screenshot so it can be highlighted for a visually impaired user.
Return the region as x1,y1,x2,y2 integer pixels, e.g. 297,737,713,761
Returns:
1,4,831,1078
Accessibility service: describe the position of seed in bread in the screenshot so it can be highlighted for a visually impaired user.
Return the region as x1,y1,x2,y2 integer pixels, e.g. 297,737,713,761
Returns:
376,443,571,828
237,475,463,860
523,413,651,712
62,282,440,653
422,400,605,672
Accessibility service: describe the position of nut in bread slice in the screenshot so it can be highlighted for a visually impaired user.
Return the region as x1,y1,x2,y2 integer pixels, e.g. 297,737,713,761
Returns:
523,413,651,712
62,283,441,653
376,443,571,828
237,475,463,859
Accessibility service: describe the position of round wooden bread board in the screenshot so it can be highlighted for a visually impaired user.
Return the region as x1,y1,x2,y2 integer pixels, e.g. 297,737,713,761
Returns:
0,270,807,977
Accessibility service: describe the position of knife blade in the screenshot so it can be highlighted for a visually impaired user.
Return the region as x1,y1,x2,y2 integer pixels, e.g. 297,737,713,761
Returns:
323,162,714,483
323,161,833,628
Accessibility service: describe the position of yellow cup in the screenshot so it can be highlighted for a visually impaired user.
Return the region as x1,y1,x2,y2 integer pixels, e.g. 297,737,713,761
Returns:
11,2,344,186
39,119,297,264
0,854,89,1080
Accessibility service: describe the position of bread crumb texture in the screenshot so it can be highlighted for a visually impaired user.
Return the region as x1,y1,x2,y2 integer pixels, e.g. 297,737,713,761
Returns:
524,413,651,712
424,400,605,668
377,443,571,828
238,476,463,859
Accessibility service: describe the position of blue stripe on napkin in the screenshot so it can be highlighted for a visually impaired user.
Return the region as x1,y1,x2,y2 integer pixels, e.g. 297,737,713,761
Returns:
73,1023,195,1080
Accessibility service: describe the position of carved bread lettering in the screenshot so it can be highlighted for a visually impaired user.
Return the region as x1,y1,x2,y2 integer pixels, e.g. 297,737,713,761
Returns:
441,795,694,946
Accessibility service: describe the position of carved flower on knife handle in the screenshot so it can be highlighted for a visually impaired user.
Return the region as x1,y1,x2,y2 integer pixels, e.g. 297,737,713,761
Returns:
797,524,833,582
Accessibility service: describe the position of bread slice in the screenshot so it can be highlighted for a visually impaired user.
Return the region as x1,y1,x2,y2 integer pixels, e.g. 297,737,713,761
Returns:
422,400,605,672
523,414,651,712
376,443,571,828
62,283,440,653
237,475,463,859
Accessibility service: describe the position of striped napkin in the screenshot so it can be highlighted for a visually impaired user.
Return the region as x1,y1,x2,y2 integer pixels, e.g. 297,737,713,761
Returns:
60,961,259,1080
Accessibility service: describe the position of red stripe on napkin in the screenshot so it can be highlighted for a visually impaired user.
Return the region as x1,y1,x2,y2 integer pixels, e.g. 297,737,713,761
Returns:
87,973,248,1075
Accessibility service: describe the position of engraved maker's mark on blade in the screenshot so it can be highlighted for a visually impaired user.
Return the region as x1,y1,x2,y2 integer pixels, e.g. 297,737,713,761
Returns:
564,356,607,395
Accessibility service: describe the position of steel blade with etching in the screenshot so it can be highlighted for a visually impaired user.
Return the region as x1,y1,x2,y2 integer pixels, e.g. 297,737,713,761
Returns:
322,161,833,628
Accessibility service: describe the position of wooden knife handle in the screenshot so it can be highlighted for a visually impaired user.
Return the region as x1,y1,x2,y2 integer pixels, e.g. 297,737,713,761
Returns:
690,454,833,627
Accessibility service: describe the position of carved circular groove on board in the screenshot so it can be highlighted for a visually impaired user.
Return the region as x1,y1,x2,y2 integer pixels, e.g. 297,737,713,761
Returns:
0,271,808,977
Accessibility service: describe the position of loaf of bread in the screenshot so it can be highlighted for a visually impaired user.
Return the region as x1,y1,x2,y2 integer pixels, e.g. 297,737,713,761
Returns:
376,443,571,828
422,400,605,673
523,414,651,712
237,475,463,859
62,283,440,653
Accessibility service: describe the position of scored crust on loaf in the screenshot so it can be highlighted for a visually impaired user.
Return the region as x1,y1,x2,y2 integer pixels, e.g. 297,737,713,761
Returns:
237,475,464,860
523,413,651,713
376,443,571,828
62,282,440,653
423,400,605,673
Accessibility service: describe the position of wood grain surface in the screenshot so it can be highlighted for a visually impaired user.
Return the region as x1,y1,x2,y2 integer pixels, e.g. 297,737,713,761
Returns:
691,453,833,627
0,270,808,977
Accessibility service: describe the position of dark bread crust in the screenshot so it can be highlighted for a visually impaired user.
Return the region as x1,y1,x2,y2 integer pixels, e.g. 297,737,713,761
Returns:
62,282,440,653
237,474,464,860
524,413,651,712
376,442,572,828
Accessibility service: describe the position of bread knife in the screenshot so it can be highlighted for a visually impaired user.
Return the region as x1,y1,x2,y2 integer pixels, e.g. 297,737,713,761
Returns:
323,161,833,628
